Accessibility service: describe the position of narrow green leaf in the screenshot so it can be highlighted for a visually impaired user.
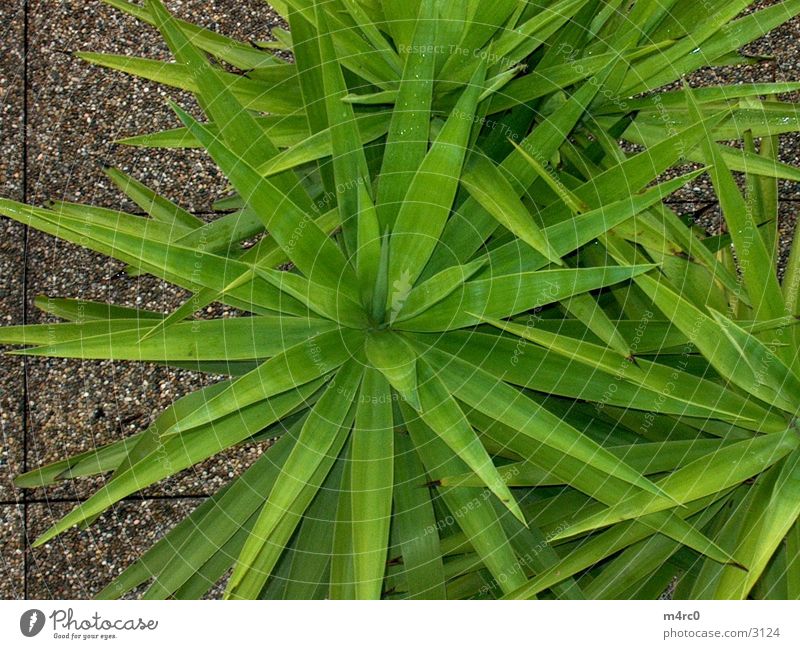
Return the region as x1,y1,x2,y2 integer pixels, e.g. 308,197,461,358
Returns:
400,403,528,595
103,0,282,69
376,0,436,229
165,328,362,435
460,154,562,264
415,360,525,523
350,368,394,599
104,166,202,230
364,332,420,410
394,259,485,323
32,382,320,548
684,83,784,319
397,265,655,332
421,343,675,502
553,431,798,541
226,360,363,598
390,431,446,599
715,444,800,598
170,104,360,301
315,4,372,256
76,52,301,115
5,316,336,362
387,61,486,294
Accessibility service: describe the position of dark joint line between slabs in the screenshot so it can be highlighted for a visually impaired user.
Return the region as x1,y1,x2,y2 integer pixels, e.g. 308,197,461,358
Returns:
22,0,30,601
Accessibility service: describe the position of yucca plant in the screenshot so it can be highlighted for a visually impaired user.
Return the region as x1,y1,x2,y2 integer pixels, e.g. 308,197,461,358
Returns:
3,0,800,599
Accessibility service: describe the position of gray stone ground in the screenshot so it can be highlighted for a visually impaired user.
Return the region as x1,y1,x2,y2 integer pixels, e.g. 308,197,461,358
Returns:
0,0,798,599
0,0,281,600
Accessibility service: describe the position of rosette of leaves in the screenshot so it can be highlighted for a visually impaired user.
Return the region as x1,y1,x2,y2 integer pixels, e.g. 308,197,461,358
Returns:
2,0,800,599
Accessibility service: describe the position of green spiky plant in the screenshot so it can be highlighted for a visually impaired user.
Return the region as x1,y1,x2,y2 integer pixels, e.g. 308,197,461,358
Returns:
3,0,800,599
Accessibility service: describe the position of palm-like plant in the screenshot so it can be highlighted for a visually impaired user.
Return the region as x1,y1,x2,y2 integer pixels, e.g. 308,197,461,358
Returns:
2,0,800,599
